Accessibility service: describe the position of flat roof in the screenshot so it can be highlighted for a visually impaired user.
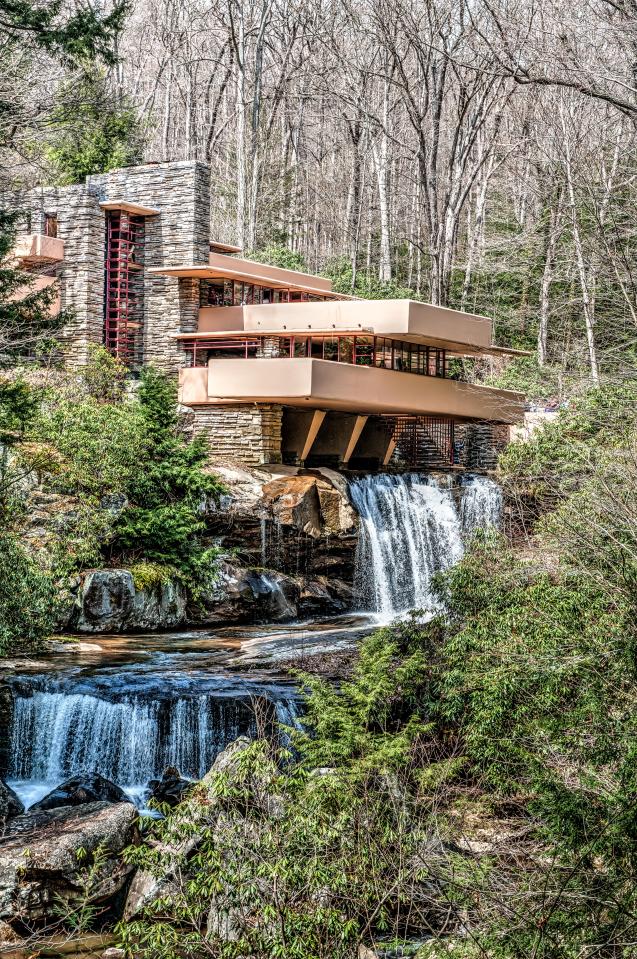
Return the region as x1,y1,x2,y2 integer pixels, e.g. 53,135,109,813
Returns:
210,241,242,254
150,250,351,298
100,200,160,216
149,264,357,300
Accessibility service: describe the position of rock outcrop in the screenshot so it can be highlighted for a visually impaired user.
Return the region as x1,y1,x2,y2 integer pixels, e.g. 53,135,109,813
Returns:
194,562,298,624
0,781,24,826
30,773,130,812
207,464,358,609
0,801,138,925
192,561,353,624
15,458,361,634
148,768,192,809
260,471,357,538
210,463,357,537
68,569,187,633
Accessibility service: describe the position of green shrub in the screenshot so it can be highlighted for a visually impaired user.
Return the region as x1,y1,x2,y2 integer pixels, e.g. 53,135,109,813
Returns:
245,244,307,271
130,561,174,593
31,394,146,497
498,381,637,507
0,532,57,654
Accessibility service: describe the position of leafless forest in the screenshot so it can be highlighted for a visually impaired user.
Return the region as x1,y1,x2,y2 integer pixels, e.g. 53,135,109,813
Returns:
9,0,637,384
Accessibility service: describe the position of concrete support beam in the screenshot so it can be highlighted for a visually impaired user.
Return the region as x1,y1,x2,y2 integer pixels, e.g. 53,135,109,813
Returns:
382,436,397,466
300,410,326,462
342,415,368,465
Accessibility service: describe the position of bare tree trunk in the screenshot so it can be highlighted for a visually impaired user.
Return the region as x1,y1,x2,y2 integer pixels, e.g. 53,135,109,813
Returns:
162,62,172,160
233,7,247,250
372,75,392,282
561,100,599,383
538,191,562,366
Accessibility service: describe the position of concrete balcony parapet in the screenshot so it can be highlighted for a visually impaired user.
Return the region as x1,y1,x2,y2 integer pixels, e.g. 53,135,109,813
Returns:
179,357,525,425
14,233,64,264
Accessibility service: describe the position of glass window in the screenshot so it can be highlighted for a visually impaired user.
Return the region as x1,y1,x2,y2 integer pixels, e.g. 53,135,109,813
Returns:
428,349,437,376
377,338,391,369
355,339,374,366
410,347,420,374
293,337,309,357
44,213,58,238
311,338,324,359
207,281,224,306
339,338,354,363
323,337,338,361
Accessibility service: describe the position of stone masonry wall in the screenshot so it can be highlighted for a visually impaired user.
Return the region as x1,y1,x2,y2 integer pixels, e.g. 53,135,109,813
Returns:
18,184,105,366
191,404,283,465
17,161,211,371
87,161,211,372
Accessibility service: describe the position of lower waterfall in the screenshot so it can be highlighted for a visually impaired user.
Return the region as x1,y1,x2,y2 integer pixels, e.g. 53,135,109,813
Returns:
6,673,299,807
349,473,502,621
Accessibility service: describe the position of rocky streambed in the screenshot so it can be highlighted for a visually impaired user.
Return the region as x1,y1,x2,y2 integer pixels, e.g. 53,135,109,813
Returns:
0,470,506,954
0,616,373,954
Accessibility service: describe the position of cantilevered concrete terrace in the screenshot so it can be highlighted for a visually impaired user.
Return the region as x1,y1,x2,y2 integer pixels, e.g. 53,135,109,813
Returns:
172,298,527,426
179,357,523,424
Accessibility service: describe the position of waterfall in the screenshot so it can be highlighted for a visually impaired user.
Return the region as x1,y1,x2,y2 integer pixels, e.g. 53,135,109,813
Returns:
460,475,503,535
350,474,464,621
7,677,299,806
349,472,502,622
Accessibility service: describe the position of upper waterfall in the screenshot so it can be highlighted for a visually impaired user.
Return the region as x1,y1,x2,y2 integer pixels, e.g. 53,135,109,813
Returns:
349,473,502,622
460,474,503,534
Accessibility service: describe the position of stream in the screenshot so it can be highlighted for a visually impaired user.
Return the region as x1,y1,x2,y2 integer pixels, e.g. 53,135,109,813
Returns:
2,473,502,813
2,615,374,811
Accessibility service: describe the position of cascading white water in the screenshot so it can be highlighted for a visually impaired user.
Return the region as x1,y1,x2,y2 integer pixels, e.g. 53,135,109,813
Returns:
7,681,299,808
349,472,502,622
460,475,503,535
350,474,464,621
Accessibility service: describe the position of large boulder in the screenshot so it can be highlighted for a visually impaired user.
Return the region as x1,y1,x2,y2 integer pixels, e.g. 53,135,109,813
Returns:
147,768,192,809
208,464,273,518
30,773,129,812
297,576,353,616
261,475,323,537
0,801,138,924
0,781,24,826
261,471,357,539
71,569,187,633
315,468,358,534
73,570,134,632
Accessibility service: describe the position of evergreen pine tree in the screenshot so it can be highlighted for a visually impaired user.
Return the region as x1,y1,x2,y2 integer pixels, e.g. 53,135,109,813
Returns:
44,68,144,184
112,368,221,578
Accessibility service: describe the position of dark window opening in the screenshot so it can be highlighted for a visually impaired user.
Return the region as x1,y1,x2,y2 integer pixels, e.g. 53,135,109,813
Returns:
44,213,58,238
